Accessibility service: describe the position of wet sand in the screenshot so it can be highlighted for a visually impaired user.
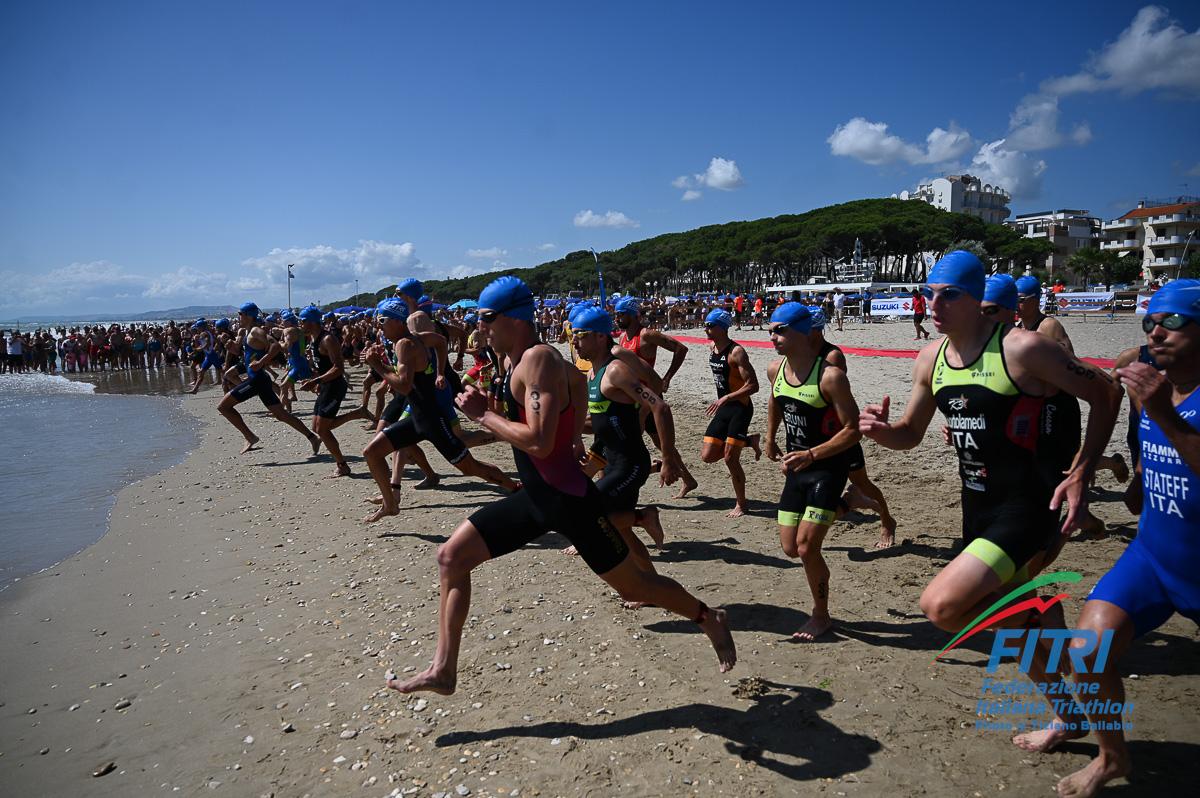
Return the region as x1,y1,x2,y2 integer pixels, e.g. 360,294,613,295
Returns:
1,316,1197,797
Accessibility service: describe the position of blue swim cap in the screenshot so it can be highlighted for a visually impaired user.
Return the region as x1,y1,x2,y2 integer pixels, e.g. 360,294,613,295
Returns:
463,313,478,326
809,308,826,330
298,305,322,323
190,318,207,330
568,301,593,325
572,305,613,335
376,298,409,322
239,301,260,319
928,251,985,301
478,276,535,323
397,278,423,300
769,302,813,334
214,318,231,331
280,311,298,326
984,274,1018,311
1147,279,1200,319
1015,275,1041,298
614,297,640,316
322,312,335,322
418,295,433,310
704,308,733,329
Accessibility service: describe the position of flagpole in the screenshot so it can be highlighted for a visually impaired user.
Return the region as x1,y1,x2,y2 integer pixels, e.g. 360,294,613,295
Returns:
287,264,294,311
590,248,605,307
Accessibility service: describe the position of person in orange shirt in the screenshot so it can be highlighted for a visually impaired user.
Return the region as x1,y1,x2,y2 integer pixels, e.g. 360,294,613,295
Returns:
733,293,746,330
752,295,765,330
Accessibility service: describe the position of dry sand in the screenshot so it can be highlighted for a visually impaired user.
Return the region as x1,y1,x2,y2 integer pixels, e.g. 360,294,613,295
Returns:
2,315,1198,797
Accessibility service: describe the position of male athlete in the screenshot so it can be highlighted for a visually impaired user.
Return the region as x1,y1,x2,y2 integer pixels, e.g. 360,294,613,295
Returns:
614,297,699,497
385,276,735,697
1045,280,1200,798
702,308,761,517
766,302,862,640
859,251,1120,664
297,306,371,476
216,302,322,455
361,299,515,523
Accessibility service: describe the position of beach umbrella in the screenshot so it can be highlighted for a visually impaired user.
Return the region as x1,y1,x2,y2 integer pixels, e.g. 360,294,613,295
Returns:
448,299,478,310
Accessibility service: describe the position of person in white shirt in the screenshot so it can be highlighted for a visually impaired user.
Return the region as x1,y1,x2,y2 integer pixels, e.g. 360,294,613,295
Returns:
833,290,846,332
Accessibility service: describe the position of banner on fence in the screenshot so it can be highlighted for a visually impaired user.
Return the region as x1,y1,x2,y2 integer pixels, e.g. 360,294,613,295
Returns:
871,297,916,316
1056,292,1115,313
1135,293,1153,315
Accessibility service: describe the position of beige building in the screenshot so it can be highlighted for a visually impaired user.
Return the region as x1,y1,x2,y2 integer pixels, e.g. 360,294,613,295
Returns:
903,174,1011,225
1006,209,1100,280
1101,196,1199,283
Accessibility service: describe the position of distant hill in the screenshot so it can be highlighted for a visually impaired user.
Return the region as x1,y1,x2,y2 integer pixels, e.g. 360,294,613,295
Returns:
324,198,1047,308
0,305,242,325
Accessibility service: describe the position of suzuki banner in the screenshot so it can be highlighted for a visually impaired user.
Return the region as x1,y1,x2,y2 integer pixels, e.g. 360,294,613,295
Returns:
1056,292,1114,313
1135,293,1154,315
871,297,916,316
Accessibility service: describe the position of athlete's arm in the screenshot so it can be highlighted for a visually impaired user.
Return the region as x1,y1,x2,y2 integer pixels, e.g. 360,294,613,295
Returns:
764,360,783,461
567,362,588,460
608,361,681,465
1012,332,1122,530
372,339,415,395
823,347,848,372
609,345,664,394
1118,362,1200,476
314,334,345,383
415,329,448,388
1111,345,1146,419
644,330,687,392
469,347,564,458
722,345,759,403
1039,317,1075,355
859,344,939,449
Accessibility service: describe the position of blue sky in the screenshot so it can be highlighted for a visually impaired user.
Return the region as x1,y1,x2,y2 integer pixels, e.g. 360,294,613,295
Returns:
2,0,1198,315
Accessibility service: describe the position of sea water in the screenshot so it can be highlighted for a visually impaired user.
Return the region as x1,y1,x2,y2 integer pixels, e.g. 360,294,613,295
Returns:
0,371,197,591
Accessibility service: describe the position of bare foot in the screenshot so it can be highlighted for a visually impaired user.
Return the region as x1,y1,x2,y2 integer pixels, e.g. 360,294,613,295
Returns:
874,527,896,549
749,434,762,461
1110,453,1129,484
366,485,403,506
413,473,441,490
638,506,665,547
385,666,456,696
698,606,737,673
792,615,832,642
328,461,351,479
1013,723,1085,753
1056,752,1131,797
675,475,698,499
362,506,399,524
726,503,748,518
240,436,261,454
309,434,321,456
561,545,580,556
622,600,653,609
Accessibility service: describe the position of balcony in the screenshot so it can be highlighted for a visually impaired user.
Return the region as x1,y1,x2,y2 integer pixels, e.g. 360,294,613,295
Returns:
1148,235,1186,247
1102,218,1140,231
1100,239,1140,250
1151,257,1182,267
1149,214,1200,225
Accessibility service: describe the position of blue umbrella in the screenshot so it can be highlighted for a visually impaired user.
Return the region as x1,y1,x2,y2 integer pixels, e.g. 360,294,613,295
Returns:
334,305,370,314
448,299,478,310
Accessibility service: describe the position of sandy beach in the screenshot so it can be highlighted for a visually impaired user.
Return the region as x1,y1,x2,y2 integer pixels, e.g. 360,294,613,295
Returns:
2,316,1198,797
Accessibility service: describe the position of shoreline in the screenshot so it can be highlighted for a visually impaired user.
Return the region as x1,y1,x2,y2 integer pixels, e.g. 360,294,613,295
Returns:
1,327,1197,796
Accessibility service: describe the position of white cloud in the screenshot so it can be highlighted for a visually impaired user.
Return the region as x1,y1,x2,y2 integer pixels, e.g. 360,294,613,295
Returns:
1005,95,1065,151
969,140,1047,200
573,209,639,229
827,118,973,165
242,240,420,295
466,246,507,259
536,243,556,251
143,266,231,299
1071,122,1093,145
672,156,746,199
1042,6,1200,97
0,260,144,311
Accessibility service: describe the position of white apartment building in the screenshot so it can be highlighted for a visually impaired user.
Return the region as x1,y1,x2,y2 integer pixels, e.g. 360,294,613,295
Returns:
901,174,1012,225
1006,209,1100,280
1100,196,1199,283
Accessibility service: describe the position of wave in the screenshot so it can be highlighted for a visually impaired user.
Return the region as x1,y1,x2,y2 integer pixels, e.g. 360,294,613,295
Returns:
0,371,97,397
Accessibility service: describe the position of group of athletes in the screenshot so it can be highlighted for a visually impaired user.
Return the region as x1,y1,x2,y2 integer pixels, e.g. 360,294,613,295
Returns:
187,254,1197,798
